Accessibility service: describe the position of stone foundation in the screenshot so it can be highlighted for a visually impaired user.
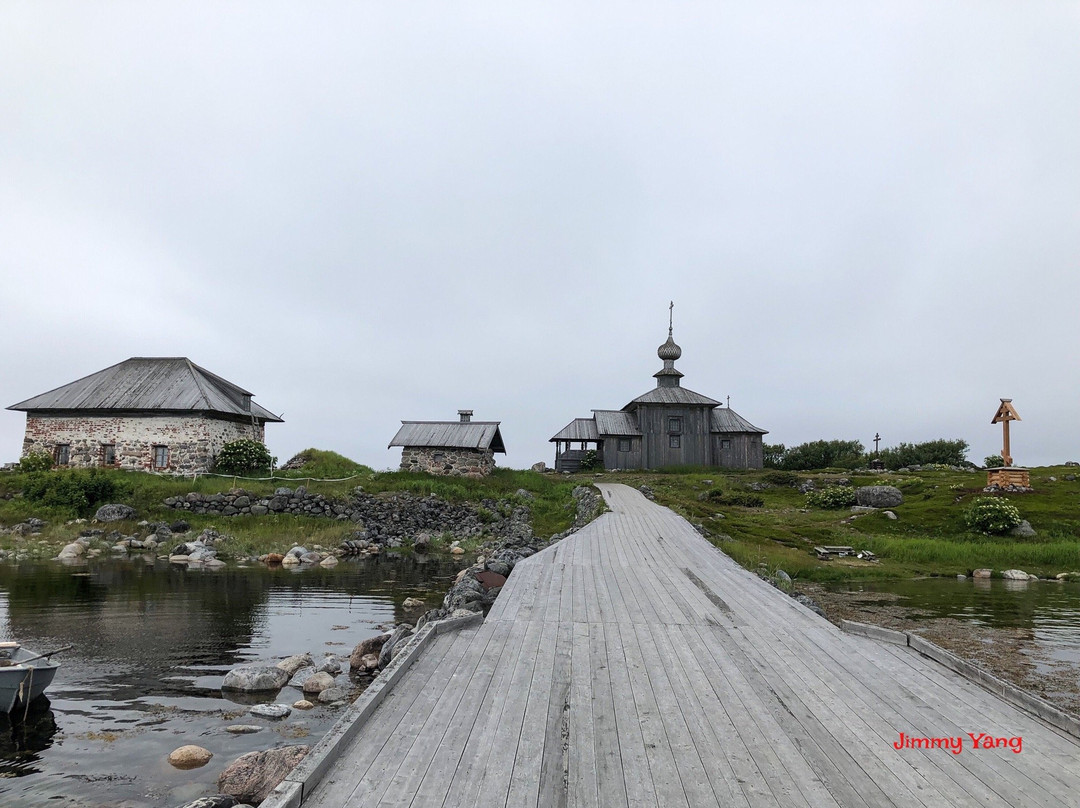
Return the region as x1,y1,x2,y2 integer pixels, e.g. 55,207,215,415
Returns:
398,447,496,478
20,413,265,475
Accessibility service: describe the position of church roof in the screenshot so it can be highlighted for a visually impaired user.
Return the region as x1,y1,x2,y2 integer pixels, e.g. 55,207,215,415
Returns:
7,357,282,422
711,408,768,435
389,421,506,453
549,418,600,442
593,410,641,436
624,386,721,408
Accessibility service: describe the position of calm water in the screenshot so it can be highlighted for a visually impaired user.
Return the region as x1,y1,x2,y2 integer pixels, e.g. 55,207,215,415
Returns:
0,554,467,808
825,577,1080,669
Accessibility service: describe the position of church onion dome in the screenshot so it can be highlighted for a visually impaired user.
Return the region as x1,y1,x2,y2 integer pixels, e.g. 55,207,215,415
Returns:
657,334,682,361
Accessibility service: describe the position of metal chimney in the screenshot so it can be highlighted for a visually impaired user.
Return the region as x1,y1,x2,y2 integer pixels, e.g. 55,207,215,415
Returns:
458,410,473,423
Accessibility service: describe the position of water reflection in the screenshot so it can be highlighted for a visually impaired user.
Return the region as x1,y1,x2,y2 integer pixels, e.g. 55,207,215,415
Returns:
0,554,464,806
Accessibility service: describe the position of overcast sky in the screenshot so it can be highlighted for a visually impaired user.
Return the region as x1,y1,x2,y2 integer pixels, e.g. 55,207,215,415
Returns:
2,2,1078,471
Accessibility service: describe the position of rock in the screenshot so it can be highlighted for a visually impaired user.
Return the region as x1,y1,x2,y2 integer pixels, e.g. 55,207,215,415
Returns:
281,555,300,567
317,686,347,703
531,462,547,473
57,542,85,560
413,532,432,552
1009,520,1037,538
357,653,380,672
302,671,335,694
286,546,308,558
218,745,310,804
265,553,285,564
224,725,263,734
174,797,238,808
1065,474,1077,481
403,597,426,609
957,574,967,580
248,703,291,719
485,560,512,577
855,486,903,508
276,653,314,677
168,745,213,769
379,625,414,669
973,568,992,578
475,570,507,590
170,520,191,533
320,555,338,567
293,699,315,710
222,665,290,692
350,633,391,669
850,506,877,513
1002,569,1031,580
883,511,898,520
774,570,792,587
288,666,317,687
450,546,465,555
94,503,137,522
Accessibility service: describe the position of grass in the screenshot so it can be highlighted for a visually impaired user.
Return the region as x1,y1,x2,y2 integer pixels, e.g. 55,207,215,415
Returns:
0,462,583,559
561,465,1080,581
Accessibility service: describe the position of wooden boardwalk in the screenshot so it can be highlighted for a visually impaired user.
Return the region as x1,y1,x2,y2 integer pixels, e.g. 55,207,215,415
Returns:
301,483,1080,807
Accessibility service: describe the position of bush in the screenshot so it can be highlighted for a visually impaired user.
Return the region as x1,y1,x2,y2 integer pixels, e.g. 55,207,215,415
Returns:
579,449,601,472
965,497,1022,535
724,492,765,508
877,439,968,470
984,455,1005,468
777,440,865,471
700,488,725,502
22,469,130,515
214,440,274,475
761,470,800,487
18,453,53,473
763,443,786,469
805,486,857,509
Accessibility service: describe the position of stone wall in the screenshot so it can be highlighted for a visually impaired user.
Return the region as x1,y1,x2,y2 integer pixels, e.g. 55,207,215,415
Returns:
21,413,265,475
398,447,496,477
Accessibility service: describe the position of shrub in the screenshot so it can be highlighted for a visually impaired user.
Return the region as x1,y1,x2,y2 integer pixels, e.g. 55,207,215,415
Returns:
724,492,765,508
700,488,725,502
579,449,601,472
965,497,1022,535
22,469,130,515
761,470,800,487
763,443,786,469
877,439,968,470
777,440,865,471
214,440,274,475
18,452,53,473
805,486,857,509
984,455,1005,468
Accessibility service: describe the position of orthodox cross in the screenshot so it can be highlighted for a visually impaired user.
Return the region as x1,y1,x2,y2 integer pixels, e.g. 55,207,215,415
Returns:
668,300,674,336
726,395,731,408
873,433,881,456
991,399,1021,467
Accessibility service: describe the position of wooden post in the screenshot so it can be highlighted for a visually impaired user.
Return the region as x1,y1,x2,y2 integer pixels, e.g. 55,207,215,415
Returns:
991,399,1021,467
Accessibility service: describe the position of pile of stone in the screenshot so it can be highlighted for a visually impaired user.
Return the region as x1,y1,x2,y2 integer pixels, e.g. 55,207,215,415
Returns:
259,545,339,568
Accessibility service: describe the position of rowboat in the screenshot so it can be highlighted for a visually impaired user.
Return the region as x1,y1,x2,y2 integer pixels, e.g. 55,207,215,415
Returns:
0,643,68,713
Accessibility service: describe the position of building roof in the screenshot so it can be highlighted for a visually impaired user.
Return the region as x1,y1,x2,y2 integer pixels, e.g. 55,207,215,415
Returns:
549,418,600,442
711,408,769,435
593,410,641,436
389,421,506,453
7,357,282,422
624,385,721,408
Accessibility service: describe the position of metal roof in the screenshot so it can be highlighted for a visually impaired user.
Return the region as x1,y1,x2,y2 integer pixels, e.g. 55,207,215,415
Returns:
624,386,721,408
711,408,769,434
7,358,283,422
389,421,506,453
549,418,599,442
593,410,641,436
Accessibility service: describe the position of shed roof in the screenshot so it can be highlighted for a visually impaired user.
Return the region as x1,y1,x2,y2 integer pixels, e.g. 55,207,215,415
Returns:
711,408,769,435
7,357,282,422
624,386,721,408
549,418,600,442
389,421,506,453
593,410,641,436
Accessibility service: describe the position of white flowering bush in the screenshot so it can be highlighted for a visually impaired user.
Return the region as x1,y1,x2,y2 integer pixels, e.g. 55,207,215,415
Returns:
214,440,273,475
965,497,1022,535
805,486,856,509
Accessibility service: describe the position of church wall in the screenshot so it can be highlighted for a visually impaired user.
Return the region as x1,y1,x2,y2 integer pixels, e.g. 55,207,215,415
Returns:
636,405,712,469
712,432,764,469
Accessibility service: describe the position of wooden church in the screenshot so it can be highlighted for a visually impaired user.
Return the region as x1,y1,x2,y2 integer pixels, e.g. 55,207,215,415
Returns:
550,315,767,472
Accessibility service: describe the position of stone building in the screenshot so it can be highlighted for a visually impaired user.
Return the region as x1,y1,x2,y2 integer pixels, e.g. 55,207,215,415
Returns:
550,323,767,471
389,410,506,477
8,357,282,474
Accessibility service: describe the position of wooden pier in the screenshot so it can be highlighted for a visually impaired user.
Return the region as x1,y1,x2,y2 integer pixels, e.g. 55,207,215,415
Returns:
280,483,1080,807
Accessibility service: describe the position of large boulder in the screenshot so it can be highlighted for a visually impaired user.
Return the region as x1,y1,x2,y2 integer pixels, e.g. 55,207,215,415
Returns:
350,633,391,670
301,672,335,695
855,486,903,508
218,745,310,804
276,653,314,677
221,665,290,692
94,503,137,522
168,745,213,769
1009,520,1037,538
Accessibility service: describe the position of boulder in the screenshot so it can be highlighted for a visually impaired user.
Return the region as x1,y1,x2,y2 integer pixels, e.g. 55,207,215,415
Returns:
1009,520,1037,538
224,725,263,734
218,745,310,804
288,666,317,688
973,568,992,578
248,703,291,719
302,672,335,694
1002,569,1033,580
531,462,546,473
276,653,314,677
379,626,414,669
168,745,213,769
318,686,347,703
94,503,137,522
402,597,426,609
286,546,308,558
222,665,290,692
265,553,285,564
57,542,85,560
293,699,315,710
320,555,339,567
855,486,903,508
350,633,391,670
317,656,343,676
174,797,238,808
356,653,380,672
413,532,432,552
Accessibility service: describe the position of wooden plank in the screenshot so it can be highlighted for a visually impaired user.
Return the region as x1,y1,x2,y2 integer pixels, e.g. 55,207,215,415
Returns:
538,620,574,807
505,618,561,807
568,621,600,808
588,611,628,808
603,620,659,808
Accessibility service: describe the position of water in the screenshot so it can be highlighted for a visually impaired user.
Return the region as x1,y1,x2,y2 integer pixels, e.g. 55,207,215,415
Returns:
824,577,1080,679
0,554,467,807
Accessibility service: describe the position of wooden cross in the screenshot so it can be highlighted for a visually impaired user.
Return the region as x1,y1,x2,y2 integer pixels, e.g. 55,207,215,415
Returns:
991,399,1021,467
873,433,881,456
668,300,674,336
